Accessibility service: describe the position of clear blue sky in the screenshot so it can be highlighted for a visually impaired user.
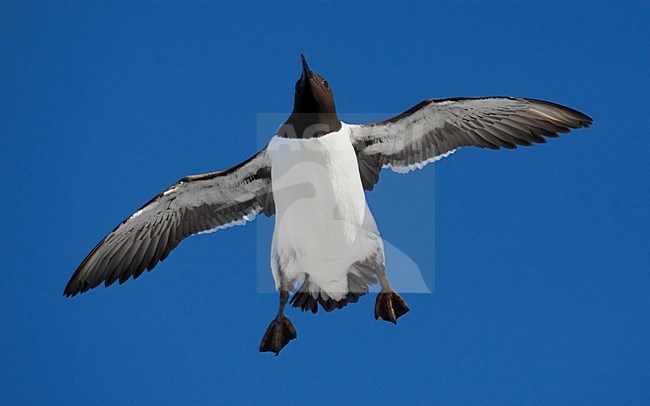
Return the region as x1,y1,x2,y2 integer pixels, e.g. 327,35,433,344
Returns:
2,1,648,404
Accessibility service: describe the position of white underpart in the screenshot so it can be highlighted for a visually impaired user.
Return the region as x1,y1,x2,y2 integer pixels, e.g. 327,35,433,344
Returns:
268,124,383,300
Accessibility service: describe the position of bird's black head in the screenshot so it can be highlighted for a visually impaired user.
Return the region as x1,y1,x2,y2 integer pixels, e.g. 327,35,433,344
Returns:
281,54,341,139
293,54,336,114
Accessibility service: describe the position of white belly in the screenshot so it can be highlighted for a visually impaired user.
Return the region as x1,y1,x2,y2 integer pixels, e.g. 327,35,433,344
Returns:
268,124,383,300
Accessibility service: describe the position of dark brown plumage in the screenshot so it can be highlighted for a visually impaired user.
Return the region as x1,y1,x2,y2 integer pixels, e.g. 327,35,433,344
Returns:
279,54,342,139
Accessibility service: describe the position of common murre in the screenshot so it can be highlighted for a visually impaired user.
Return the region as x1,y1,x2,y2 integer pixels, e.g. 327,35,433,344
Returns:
64,54,593,355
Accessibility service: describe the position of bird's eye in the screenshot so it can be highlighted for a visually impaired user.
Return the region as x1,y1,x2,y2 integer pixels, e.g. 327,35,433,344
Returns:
323,80,329,89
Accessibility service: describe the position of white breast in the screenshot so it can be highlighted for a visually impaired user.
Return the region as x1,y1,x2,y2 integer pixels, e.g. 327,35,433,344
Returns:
268,124,383,299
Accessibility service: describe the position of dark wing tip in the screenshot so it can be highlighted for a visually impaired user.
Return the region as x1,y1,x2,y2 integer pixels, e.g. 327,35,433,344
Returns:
63,269,91,297
63,263,88,298
580,114,594,128
524,97,594,128
63,281,82,297
63,235,109,298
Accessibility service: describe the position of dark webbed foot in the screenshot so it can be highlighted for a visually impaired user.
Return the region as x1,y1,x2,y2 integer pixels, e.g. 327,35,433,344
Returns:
260,291,297,355
259,315,297,356
374,290,410,324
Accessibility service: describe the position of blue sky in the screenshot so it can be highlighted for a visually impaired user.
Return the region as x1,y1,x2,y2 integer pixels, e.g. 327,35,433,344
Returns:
2,1,649,404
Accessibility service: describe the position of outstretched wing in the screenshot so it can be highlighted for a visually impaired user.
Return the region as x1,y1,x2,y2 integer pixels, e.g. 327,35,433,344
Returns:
349,97,593,190
64,148,274,297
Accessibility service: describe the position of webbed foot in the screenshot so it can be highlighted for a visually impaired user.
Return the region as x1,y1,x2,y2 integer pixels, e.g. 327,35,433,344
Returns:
374,291,410,324
259,316,297,356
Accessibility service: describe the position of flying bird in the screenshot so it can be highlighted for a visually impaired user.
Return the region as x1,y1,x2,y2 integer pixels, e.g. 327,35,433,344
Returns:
65,55,592,355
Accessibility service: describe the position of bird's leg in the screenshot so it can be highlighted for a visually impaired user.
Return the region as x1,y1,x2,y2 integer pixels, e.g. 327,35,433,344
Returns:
259,290,297,356
374,270,410,324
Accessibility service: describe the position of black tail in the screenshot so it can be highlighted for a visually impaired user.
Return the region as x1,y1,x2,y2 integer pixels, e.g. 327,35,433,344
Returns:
290,261,379,314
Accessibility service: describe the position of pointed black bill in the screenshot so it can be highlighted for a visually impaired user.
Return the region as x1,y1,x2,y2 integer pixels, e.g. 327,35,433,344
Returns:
301,53,313,80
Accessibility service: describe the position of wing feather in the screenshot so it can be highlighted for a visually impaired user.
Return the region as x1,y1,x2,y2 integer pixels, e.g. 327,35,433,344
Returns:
64,148,274,297
349,97,592,190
